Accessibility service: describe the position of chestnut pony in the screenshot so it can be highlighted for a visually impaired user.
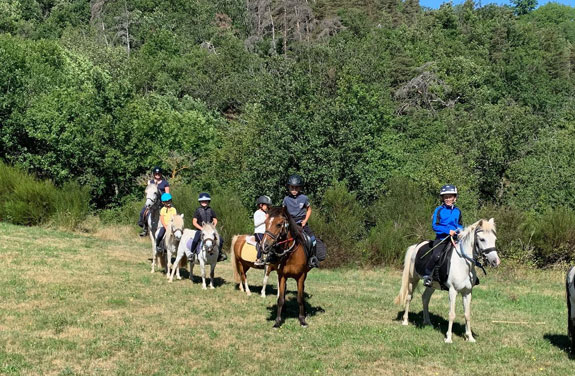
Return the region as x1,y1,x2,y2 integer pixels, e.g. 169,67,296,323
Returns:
230,235,277,297
261,206,309,328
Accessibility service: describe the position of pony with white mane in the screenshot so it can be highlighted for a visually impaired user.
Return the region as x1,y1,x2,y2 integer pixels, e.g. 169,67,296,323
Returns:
143,182,165,273
161,214,185,279
169,222,221,289
395,218,500,343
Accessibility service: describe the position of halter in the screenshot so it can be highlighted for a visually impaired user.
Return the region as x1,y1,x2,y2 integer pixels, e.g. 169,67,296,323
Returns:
146,186,161,208
263,217,297,259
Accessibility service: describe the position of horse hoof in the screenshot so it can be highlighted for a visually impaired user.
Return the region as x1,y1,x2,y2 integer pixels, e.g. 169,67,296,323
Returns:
466,337,476,343
273,323,281,329
300,322,308,328
209,285,215,289
401,321,408,326
202,286,207,290
444,338,453,344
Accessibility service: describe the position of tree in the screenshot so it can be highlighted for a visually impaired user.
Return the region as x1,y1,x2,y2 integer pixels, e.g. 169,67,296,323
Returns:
511,0,537,16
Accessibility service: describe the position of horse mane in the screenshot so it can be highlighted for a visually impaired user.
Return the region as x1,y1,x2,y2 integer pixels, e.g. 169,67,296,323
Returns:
202,222,220,244
267,206,305,244
458,218,497,242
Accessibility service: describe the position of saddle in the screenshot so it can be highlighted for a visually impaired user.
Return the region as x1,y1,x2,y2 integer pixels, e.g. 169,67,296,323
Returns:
414,240,453,291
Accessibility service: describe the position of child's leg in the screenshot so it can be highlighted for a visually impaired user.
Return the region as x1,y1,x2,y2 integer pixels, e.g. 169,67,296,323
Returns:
190,231,201,253
155,227,166,252
255,233,264,259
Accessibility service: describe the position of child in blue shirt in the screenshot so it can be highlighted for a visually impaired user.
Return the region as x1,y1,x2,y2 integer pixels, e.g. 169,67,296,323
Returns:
423,184,463,287
279,174,326,269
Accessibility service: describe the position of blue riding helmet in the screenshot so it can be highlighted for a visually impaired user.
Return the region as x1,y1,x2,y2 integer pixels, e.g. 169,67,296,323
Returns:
440,185,458,196
198,192,211,202
161,193,172,202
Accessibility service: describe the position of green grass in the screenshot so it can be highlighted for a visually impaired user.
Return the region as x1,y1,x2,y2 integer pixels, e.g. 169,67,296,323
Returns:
0,221,572,375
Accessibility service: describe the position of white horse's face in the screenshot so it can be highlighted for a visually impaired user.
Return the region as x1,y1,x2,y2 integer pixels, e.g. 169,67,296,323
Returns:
171,215,184,241
201,224,217,255
145,184,160,208
475,218,500,267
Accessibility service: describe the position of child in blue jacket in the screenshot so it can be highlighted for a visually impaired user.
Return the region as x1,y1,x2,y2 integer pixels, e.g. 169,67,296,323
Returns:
423,184,463,287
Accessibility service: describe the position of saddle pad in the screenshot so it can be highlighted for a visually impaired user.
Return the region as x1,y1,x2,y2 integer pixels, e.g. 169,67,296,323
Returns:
245,235,257,246
414,240,453,290
240,242,258,262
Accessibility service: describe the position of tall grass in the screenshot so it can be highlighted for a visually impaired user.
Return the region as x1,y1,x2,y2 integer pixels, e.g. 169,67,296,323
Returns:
0,161,89,228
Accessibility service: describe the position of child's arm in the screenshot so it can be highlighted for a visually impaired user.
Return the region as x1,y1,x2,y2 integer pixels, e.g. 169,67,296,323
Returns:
301,205,312,227
192,217,203,231
212,218,218,226
160,214,168,229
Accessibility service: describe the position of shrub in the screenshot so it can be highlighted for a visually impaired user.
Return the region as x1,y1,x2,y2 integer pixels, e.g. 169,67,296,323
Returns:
529,208,575,266
0,161,89,228
312,181,366,267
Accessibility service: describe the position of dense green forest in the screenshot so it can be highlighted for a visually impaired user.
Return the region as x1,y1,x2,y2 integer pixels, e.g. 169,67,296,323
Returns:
1,0,574,266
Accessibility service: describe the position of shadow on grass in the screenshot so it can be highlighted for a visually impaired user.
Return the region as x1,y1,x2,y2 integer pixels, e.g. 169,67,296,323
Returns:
266,294,325,323
544,333,573,358
395,310,474,339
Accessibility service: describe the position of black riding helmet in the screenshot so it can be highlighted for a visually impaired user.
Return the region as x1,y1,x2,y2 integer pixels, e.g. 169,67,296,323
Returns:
286,174,303,187
257,195,272,206
152,166,162,175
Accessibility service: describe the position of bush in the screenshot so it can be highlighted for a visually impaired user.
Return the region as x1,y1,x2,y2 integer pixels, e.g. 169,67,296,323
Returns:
312,181,366,267
529,208,575,266
0,161,89,228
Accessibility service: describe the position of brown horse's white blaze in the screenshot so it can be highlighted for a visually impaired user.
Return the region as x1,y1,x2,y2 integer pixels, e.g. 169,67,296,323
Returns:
395,218,499,343
261,207,309,328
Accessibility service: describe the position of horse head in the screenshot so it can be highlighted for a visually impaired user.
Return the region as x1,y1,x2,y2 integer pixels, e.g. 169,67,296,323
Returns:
144,183,160,209
469,218,500,268
201,222,218,255
261,207,301,257
170,214,184,241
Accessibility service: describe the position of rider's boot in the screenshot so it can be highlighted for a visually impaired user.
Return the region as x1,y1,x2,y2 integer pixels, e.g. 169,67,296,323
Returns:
139,226,148,237
217,251,227,262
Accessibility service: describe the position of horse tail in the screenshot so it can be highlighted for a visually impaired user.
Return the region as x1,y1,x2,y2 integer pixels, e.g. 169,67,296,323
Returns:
231,235,241,283
394,244,416,306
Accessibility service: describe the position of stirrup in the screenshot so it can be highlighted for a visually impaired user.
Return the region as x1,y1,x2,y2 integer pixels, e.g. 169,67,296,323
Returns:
423,276,433,287
308,256,319,269
217,252,227,262
139,229,148,237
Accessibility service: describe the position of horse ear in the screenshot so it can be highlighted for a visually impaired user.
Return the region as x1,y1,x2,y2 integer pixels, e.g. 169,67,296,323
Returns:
488,217,494,225
181,213,184,219
477,219,483,227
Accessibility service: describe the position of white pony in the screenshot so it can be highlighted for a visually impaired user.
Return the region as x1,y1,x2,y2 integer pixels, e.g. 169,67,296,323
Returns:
143,183,164,273
566,266,575,354
161,214,184,278
395,218,500,343
169,223,220,289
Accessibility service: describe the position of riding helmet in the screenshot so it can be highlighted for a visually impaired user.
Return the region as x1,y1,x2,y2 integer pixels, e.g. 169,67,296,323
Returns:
286,174,303,187
439,185,458,196
152,166,162,175
161,193,172,202
257,195,272,206
198,192,211,202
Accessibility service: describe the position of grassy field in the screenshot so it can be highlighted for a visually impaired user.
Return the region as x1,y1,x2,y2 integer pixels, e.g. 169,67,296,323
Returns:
0,222,572,375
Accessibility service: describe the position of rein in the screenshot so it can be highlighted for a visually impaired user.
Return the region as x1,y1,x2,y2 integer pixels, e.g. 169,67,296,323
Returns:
450,236,487,276
265,220,298,259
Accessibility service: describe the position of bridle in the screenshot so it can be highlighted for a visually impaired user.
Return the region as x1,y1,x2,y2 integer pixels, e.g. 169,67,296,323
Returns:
145,187,160,208
201,231,217,255
263,217,297,258
170,219,183,241
451,227,497,275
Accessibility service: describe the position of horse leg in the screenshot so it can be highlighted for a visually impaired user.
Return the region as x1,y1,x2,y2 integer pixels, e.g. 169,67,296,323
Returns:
445,287,457,343
169,252,182,282
422,287,434,326
462,292,475,342
401,279,416,326
166,249,172,279
189,257,195,284
274,274,287,328
201,259,207,290
261,265,270,297
209,261,215,289
297,274,308,327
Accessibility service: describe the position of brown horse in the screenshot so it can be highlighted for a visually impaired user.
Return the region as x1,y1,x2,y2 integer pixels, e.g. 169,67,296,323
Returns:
261,206,309,328
230,235,276,297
